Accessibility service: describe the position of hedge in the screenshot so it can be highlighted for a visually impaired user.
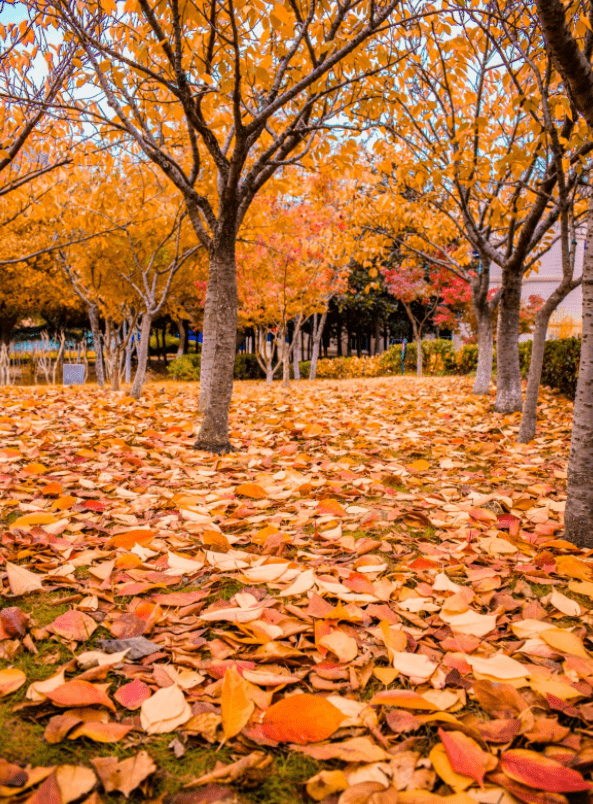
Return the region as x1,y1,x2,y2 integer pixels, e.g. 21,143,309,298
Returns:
167,337,581,399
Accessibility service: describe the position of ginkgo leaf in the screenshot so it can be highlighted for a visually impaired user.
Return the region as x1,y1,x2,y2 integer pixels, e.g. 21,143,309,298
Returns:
261,694,346,744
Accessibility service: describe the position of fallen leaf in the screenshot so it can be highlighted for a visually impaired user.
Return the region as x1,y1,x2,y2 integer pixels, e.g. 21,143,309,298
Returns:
261,694,346,744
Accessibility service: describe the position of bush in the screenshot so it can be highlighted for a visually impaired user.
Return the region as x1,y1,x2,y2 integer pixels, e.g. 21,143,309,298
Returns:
234,353,264,380
167,352,265,381
167,353,201,381
166,337,581,397
541,337,580,399
519,341,532,377
455,343,479,375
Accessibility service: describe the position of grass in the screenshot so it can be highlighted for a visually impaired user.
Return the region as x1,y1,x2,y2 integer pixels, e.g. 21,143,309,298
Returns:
0,698,322,804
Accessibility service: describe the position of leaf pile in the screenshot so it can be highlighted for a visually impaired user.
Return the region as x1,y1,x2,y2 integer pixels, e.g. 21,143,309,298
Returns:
0,378,592,804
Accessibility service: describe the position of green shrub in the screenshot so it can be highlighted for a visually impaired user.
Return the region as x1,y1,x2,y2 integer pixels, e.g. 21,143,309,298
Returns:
167,352,265,381
234,353,264,380
455,343,479,374
519,341,532,377
167,353,201,381
540,337,580,399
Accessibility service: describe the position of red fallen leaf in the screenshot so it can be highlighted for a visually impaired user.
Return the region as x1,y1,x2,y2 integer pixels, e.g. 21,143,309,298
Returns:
500,749,593,792
489,771,570,804
497,513,520,535
408,557,441,570
82,499,107,512
46,680,115,711
476,718,521,744
109,529,155,549
316,499,346,517
152,591,208,606
25,770,61,804
468,507,497,522
261,694,345,744
235,483,268,499
0,606,29,638
114,679,152,710
47,610,98,642
68,721,132,743
371,690,438,711
438,727,492,786
386,710,422,733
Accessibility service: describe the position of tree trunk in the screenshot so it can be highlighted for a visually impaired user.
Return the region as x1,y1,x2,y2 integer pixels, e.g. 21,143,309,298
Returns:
282,344,290,388
517,308,551,443
177,320,186,358
293,329,301,380
162,323,168,364
309,310,328,381
89,305,105,387
416,334,423,377
495,268,523,413
124,320,132,384
375,316,383,355
194,244,238,453
130,314,152,399
336,317,343,357
565,207,593,545
110,355,120,391
473,306,494,395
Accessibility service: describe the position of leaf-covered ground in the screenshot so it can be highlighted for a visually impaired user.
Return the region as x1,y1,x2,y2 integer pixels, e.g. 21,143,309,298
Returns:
0,377,591,804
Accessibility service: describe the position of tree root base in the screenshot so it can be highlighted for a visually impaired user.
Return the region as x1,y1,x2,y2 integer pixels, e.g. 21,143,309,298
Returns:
193,439,237,455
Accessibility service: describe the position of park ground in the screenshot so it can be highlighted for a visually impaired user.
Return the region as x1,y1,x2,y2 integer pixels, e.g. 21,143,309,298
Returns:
0,377,591,804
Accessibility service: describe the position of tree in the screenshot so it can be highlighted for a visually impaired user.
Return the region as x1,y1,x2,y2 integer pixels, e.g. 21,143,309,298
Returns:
238,186,349,386
535,0,593,546
382,259,444,376
61,164,203,394
42,0,410,452
369,10,590,411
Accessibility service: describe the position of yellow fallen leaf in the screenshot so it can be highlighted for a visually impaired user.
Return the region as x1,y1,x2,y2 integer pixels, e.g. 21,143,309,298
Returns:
221,665,254,741
540,629,589,659
11,512,58,529
429,743,473,792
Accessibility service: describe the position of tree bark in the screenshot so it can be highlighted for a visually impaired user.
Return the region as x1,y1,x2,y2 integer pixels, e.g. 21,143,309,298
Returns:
293,328,301,381
309,310,328,381
565,206,593,545
282,343,290,388
194,244,238,453
88,304,105,387
130,314,152,399
336,317,343,357
177,320,186,358
495,268,523,413
416,334,423,377
473,306,494,395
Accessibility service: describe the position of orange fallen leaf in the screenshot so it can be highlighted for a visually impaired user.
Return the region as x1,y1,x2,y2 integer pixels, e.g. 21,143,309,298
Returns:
235,483,268,499
109,530,155,549
46,680,115,711
261,694,346,744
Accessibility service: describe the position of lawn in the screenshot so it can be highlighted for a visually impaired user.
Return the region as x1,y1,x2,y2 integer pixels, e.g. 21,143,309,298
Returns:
0,377,590,804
